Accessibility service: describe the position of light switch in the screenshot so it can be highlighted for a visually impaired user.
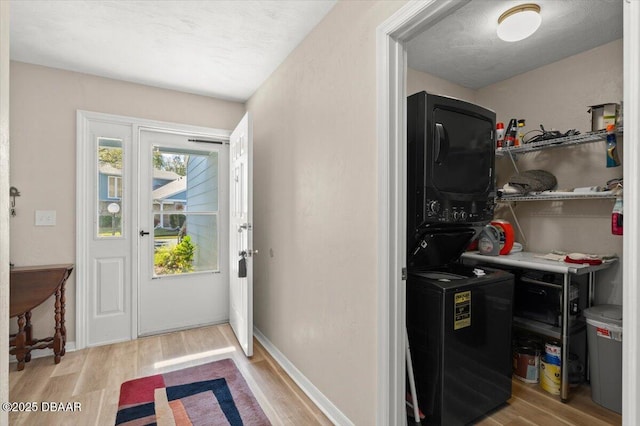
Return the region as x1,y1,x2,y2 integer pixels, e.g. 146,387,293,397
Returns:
35,210,56,226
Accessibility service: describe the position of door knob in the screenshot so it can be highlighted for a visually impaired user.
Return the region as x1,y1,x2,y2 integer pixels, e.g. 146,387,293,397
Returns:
140,230,150,237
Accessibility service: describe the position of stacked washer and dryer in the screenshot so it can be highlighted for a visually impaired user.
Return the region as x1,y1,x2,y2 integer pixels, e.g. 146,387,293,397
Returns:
406,92,515,425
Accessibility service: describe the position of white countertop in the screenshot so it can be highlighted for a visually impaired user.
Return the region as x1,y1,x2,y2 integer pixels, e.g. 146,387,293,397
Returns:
460,251,616,275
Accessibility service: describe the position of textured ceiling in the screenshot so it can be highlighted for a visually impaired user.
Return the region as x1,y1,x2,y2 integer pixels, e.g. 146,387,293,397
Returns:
10,0,337,101
407,0,623,89
10,1,624,99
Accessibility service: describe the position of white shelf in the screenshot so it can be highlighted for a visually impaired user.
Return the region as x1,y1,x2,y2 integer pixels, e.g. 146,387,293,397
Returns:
461,251,616,275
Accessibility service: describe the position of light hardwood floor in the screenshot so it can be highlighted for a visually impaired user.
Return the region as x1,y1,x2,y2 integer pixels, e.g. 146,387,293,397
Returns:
9,323,622,425
8,324,332,426
475,380,621,426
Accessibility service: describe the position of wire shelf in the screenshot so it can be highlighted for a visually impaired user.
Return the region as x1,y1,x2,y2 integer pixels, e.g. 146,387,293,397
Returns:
496,127,623,157
498,192,618,202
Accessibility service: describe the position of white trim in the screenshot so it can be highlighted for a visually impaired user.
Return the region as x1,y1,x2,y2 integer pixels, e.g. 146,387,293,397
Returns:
78,110,232,141
253,327,353,426
0,3,10,425
76,110,231,350
375,2,470,424
75,112,89,350
623,1,640,424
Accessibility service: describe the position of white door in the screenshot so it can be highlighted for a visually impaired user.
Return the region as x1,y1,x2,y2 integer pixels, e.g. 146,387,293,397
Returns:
229,113,254,356
138,130,229,335
83,119,135,346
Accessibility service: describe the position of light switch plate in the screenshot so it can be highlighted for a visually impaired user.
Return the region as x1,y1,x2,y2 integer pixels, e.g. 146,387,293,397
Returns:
35,210,56,226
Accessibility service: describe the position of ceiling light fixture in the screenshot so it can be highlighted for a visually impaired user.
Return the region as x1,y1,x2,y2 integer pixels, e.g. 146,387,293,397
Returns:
497,3,542,42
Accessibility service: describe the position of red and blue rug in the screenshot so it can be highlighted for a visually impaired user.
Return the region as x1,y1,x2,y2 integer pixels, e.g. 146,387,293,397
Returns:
115,358,271,425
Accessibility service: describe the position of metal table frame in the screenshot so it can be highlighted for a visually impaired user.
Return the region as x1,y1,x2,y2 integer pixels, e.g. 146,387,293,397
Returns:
460,251,615,401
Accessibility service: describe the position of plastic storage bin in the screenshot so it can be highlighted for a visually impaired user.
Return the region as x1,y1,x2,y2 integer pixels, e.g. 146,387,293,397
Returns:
583,304,622,413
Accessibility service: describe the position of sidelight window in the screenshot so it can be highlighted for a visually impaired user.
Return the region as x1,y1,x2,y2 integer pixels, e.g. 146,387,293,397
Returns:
97,137,124,238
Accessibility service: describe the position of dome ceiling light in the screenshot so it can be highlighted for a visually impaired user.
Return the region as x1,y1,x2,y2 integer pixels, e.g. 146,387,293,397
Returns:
497,3,542,42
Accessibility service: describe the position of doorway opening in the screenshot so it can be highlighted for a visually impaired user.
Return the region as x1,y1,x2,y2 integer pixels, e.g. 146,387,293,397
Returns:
76,111,254,356
376,1,640,424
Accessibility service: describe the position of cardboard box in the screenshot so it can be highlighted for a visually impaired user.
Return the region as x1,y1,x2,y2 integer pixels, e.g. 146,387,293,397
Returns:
588,103,619,131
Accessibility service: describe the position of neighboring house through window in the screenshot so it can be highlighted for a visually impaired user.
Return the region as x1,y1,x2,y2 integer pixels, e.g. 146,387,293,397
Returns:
108,175,122,199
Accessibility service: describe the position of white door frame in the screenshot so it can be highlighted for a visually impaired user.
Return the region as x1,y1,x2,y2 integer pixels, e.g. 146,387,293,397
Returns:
76,110,231,349
0,2,10,424
623,1,640,422
375,1,640,424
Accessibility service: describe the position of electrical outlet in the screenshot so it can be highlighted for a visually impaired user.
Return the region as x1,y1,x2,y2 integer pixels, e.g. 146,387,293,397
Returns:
35,210,56,226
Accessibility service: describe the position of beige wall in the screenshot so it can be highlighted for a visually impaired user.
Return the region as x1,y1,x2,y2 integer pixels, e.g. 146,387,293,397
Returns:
477,39,624,304
408,39,623,304
9,61,245,343
407,66,477,104
246,1,404,423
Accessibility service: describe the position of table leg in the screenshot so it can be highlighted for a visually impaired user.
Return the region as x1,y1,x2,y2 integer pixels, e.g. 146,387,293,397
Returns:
53,288,62,364
24,311,32,363
14,314,27,371
561,274,571,401
586,271,596,382
60,282,67,356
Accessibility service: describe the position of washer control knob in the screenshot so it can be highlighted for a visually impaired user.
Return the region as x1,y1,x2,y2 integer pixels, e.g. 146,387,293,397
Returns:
452,211,460,220
428,200,441,214
460,211,468,221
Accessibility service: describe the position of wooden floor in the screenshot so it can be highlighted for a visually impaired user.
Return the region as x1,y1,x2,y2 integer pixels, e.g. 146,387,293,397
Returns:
476,379,622,426
8,323,332,426
409,378,622,426
9,323,622,426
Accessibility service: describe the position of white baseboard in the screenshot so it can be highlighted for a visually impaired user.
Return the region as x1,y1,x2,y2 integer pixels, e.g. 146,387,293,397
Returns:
253,327,353,426
10,341,76,364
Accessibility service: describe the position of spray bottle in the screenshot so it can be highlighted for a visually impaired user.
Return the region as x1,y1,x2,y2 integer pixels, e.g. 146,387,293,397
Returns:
496,122,506,149
517,119,526,144
504,118,518,147
612,198,623,235
606,124,621,168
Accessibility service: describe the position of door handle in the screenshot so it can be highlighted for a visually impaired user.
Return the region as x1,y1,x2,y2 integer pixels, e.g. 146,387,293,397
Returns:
140,230,150,237
434,122,449,164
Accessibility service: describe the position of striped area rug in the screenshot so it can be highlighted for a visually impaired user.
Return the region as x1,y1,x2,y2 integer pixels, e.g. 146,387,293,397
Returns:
115,358,271,425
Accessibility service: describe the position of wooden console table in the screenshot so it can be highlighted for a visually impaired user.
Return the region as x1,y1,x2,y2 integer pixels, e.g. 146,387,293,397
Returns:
9,264,74,371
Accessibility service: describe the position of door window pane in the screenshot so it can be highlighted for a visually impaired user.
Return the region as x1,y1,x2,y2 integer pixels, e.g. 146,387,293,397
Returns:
97,138,124,238
152,148,219,276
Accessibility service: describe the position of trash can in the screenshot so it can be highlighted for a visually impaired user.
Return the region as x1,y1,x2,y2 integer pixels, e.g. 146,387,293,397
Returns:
583,304,622,413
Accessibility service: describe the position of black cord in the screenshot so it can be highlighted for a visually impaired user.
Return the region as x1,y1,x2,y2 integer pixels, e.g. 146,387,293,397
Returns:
521,129,543,144
523,125,580,144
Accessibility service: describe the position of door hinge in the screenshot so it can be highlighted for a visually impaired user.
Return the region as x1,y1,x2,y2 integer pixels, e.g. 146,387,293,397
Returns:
402,267,407,281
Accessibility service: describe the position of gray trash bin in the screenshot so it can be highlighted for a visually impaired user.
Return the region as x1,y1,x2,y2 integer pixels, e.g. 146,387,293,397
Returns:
583,304,622,414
